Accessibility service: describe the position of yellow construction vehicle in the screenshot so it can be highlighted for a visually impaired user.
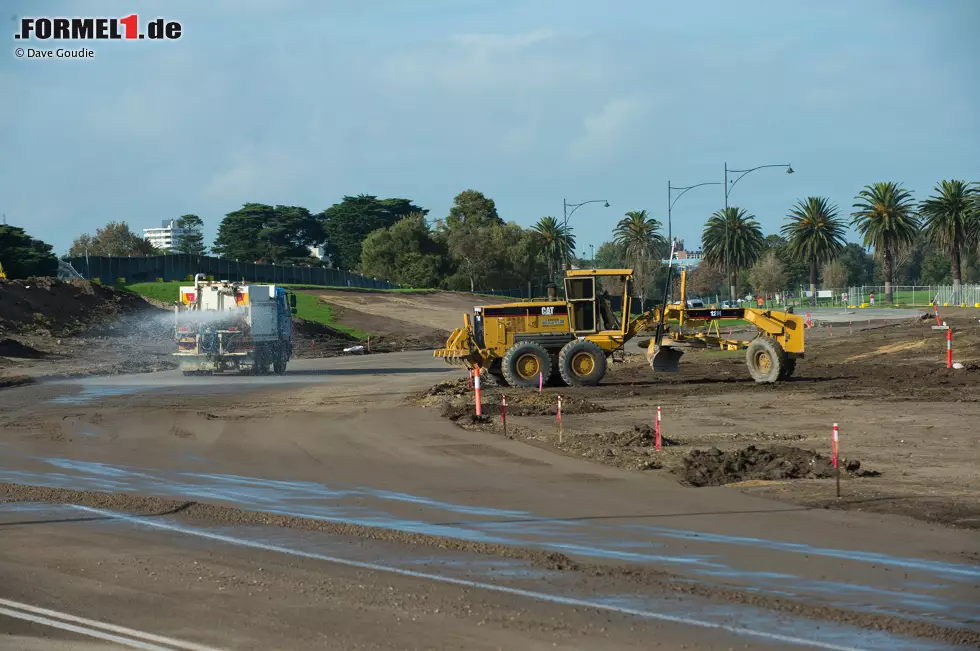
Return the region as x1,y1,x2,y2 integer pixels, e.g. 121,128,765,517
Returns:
0,262,6,280
434,266,804,387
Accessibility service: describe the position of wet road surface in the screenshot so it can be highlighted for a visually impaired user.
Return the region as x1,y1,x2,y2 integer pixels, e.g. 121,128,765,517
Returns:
1,351,978,649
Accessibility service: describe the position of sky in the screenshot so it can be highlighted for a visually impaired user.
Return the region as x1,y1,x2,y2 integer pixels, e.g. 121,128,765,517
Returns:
3,0,979,261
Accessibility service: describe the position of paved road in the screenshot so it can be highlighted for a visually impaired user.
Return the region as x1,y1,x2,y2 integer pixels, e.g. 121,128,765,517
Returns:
798,307,925,323
1,351,977,650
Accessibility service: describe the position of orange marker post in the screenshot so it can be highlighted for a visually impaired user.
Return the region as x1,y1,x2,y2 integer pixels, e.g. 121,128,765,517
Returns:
655,406,662,452
832,423,840,499
947,327,953,369
474,366,482,416
501,395,507,436
556,395,563,443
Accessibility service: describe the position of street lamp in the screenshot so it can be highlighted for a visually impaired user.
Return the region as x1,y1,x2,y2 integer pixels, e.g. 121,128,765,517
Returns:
721,162,794,301
667,180,722,247
562,198,609,270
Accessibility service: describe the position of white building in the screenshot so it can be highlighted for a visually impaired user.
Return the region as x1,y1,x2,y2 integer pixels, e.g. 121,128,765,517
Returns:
143,219,186,253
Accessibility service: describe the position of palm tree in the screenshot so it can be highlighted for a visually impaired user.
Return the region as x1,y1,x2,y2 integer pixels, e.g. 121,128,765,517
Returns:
532,216,575,281
781,197,847,306
613,210,667,308
919,180,980,302
701,207,765,301
850,182,920,304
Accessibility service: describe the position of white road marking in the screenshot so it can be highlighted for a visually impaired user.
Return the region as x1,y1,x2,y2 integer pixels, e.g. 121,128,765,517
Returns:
70,504,867,651
0,599,226,651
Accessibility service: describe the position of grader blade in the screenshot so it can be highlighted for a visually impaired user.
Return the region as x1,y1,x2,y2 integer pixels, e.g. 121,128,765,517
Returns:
647,343,684,373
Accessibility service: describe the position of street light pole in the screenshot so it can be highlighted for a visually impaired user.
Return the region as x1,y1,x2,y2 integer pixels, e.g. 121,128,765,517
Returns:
589,244,595,269
721,162,794,302
668,179,722,247
562,197,609,270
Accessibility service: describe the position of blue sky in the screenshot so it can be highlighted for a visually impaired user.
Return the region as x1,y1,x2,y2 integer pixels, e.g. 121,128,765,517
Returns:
4,0,978,260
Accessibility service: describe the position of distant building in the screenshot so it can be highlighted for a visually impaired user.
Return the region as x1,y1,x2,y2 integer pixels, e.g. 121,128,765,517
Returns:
309,244,335,267
662,248,702,269
143,219,186,253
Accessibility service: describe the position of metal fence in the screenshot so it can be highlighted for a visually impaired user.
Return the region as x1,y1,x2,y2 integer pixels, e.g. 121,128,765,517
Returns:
844,285,980,307
68,254,401,289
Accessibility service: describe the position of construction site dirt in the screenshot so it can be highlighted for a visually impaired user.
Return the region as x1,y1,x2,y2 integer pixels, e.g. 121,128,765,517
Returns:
418,311,980,530
2,294,979,650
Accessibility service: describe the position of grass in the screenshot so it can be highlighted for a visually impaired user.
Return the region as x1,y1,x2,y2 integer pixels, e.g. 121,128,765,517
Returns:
123,281,370,339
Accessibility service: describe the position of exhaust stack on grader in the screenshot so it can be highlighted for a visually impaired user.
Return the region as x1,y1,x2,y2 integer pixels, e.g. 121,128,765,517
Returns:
434,262,804,387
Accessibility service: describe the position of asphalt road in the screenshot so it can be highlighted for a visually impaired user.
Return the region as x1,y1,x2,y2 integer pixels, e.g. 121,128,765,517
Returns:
1,350,977,650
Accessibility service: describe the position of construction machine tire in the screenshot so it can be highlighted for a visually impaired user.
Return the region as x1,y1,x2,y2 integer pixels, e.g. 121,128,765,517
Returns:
487,360,506,387
746,337,785,383
501,342,552,389
558,339,607,387
547,355,568,387
779,357,797,380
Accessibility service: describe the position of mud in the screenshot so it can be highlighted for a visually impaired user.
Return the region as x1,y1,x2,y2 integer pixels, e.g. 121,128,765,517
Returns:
420,310,980,527
0,338,46,359
676,445,878,487
0,277,155,337
2,482,977,648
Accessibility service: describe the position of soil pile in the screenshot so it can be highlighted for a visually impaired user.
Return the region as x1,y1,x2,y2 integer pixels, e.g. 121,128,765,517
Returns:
0,338,46,359
290,319,360,358
677,445,878,487
435,391,607,423
0,278,155,337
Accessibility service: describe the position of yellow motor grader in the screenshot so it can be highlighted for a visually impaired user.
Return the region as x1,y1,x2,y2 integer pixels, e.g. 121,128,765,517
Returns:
434,267,804,387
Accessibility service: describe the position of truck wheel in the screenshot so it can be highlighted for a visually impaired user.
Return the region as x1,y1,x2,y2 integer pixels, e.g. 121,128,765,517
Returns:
746,337,785,383
501,342,552,389
252,347,267,376
558,340,607,386
273,348,287,374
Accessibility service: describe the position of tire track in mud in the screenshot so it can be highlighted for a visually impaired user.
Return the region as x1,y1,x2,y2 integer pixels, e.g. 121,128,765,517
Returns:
2,482,978,648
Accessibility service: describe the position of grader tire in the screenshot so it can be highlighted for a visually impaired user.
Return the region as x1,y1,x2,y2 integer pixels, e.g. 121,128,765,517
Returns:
746,337,785,383
558,340,607,387
501,342,552,389
779,357,797,380
547,355,567,387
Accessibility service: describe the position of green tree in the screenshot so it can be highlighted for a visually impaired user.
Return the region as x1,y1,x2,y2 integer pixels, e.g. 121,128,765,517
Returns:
360,212,449,288
781,197,846,306
532,216,575,280
440,189,502,233
212,204,321,263
613,210,667,308
593,241,627,269
850,182,920,304
837,242,876,286
918,180,979,301
174,214,207,255
0,225,58,279
318,195,428,271
69,221,158,257
701,206,765,301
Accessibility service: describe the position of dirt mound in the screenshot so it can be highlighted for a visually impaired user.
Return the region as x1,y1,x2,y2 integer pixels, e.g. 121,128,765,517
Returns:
0,278,156,337
677,445,878,487
0,338,46,359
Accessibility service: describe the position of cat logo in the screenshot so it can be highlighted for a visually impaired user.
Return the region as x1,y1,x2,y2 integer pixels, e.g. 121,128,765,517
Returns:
541,306,554,316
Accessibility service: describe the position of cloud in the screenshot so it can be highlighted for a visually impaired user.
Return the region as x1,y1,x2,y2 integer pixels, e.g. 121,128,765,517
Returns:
567,97,651,163
379,28,606,93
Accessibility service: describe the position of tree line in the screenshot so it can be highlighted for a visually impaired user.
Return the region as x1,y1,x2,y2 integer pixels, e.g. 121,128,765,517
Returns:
685,180,979,304
4,181,977,302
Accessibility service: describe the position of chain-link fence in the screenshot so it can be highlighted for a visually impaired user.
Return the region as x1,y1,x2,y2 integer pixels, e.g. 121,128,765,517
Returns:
68,254,400,289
